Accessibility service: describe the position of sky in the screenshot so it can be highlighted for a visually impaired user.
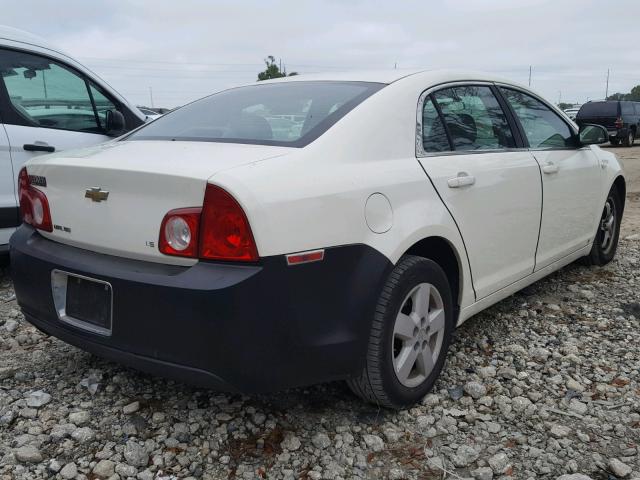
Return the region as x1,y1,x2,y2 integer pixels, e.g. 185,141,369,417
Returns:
2,0,638,109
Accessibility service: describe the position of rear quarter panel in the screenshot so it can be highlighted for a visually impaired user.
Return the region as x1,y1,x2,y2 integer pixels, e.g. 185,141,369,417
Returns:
211,78,475,309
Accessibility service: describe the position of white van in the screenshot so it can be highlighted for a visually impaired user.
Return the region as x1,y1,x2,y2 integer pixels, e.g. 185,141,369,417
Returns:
0,26,146,261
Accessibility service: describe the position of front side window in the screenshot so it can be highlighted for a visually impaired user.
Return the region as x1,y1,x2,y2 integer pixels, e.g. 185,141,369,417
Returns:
432,86,515,151
501,88,574,149
127,81,384,147
0,48,109,133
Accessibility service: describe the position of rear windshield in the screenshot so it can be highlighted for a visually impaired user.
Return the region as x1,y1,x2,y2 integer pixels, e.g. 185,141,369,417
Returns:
577,102,619,118
126,81,384,147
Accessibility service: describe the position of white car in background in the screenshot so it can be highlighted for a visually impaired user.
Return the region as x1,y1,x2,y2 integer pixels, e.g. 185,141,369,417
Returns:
563,106,581,121
0,26,146,262
11,71,624,408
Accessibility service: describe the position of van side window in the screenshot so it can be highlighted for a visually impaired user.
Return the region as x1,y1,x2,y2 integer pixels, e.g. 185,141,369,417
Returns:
0,48,109,133
432,86,515,151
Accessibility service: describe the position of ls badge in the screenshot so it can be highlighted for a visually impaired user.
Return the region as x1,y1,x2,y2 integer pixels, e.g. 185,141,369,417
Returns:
85,187,109,203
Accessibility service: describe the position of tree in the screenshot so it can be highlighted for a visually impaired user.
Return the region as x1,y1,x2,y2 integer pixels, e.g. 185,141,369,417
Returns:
257,56,298,81
606,85,640,101
557,102,573,110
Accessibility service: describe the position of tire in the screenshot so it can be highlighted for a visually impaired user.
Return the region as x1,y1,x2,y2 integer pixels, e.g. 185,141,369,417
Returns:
583,187,622,266
622,130,634,147
347,255,455,409
610,138,620,146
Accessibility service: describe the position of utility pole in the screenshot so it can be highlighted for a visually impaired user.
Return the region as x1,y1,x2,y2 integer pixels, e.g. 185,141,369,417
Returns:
148,86,154,108
394,62,397,70
605,69,610,99
528,65,532,87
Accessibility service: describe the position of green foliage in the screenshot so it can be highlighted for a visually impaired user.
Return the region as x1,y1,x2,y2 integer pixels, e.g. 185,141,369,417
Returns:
257,56,298,81
606,85,640,101
557,102,573,110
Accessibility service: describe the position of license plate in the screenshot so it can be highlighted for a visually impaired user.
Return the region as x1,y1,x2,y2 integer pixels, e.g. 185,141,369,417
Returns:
51,271,112,335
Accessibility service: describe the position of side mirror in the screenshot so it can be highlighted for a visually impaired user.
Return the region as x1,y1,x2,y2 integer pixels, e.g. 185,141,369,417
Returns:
579,124,608,146
105,109,126,136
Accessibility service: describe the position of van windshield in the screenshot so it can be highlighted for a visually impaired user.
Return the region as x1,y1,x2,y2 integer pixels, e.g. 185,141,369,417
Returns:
577,102,619,118
126,81,384,147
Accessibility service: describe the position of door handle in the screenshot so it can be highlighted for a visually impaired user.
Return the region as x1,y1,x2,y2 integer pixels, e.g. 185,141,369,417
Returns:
447,172,476,188
541,162,558,174
24,143,55,153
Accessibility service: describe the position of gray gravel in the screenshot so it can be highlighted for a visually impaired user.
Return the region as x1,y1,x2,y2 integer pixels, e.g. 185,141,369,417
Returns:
0,237,639,479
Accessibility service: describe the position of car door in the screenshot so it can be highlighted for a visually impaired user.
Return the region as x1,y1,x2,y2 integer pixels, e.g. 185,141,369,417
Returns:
499,87,602,269
0,47,122,194
0,120,17,248
417,84,542,299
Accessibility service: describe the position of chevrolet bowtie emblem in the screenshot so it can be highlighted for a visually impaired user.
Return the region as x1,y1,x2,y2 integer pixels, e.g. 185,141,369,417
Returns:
85,187,109,202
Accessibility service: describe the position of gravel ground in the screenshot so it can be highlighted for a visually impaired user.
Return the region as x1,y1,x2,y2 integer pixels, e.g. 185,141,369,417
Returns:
1,146,639,480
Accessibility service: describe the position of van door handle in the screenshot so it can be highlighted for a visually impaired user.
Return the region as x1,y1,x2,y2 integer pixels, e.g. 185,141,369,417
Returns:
447,172,476,188
541,162,559,174
24,143,55,153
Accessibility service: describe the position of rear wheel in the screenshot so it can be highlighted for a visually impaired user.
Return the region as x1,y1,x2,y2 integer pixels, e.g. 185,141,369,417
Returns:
622,130,634,147
347,256,455,409
583,187,622,266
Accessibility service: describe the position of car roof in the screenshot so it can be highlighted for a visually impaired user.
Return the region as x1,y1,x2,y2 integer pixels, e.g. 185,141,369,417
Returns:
259,69,526,88
0,25,62,52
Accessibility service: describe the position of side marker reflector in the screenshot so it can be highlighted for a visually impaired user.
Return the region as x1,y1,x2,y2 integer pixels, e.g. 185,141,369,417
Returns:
286,249,325,266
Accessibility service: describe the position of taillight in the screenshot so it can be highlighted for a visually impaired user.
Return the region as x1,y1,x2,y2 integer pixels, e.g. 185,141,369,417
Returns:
158,184,258,262
158,208,201,258
18,168,53,232
615,117,624,129
199,185,258,262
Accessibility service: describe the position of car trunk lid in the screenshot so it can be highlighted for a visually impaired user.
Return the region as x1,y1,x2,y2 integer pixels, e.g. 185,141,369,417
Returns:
25,140,290,265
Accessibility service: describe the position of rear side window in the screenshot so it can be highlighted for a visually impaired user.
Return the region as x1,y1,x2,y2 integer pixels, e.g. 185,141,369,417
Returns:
432,86,515,151
421,97,450,152
127,81,384,147
577,101,619,118
500,88,574,149
621,102,634,115
0,48,109,133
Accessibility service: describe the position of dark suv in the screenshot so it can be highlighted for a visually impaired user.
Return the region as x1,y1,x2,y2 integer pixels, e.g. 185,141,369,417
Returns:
576,100,640,147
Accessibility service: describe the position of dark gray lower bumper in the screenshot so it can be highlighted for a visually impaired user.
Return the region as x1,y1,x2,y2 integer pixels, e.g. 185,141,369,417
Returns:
9,226,391,392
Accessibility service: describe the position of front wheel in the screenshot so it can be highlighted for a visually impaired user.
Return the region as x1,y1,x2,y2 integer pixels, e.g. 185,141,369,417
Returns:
622,130,634,147
347,256,455,409
583,187,622,266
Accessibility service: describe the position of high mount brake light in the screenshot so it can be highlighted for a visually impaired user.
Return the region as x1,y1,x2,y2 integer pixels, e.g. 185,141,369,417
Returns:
159,185,258,262
18,168,53,232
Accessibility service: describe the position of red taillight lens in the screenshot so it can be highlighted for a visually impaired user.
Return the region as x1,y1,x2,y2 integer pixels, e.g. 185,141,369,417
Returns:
615,117,624,128
158,208,201,258
158,185,258,262
199,185,258,262
18,168,53,232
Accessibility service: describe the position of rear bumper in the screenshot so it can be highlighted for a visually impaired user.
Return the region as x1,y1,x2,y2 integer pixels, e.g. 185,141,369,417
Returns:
10,226,391,392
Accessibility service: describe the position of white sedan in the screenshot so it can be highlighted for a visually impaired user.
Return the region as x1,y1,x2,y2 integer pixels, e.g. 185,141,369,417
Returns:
10,70,624,408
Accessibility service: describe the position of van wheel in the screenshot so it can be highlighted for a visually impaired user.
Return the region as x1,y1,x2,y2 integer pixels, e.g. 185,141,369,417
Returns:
583,187,622,266
347,256,454,409
623,130,634,147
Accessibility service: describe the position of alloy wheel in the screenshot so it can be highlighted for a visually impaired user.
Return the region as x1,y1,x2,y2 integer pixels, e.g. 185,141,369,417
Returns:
600,197,617,254
392,283,446,388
